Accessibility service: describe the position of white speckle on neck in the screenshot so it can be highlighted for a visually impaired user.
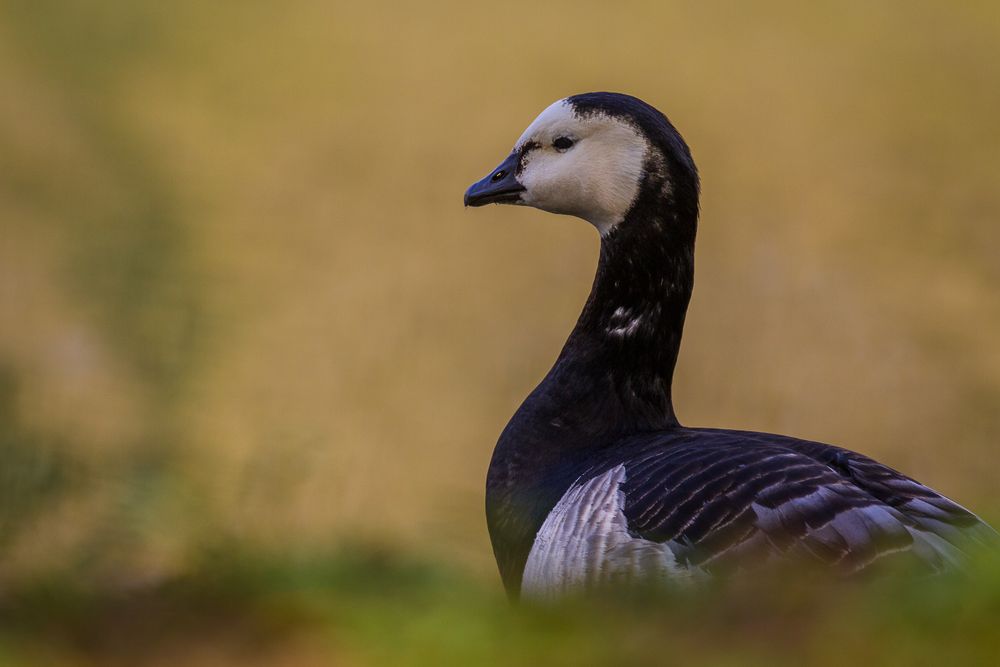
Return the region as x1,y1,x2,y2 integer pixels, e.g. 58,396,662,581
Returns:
607,306,644,338
608,316,643,338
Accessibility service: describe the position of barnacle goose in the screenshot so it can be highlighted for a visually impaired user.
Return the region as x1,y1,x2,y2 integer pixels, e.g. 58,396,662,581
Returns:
465,92,994,600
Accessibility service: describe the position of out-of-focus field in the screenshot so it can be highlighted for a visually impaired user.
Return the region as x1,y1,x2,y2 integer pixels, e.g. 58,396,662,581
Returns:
1,0,998,664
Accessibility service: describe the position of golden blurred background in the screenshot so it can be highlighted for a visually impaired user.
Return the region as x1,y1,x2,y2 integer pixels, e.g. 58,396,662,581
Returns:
1,1,999,663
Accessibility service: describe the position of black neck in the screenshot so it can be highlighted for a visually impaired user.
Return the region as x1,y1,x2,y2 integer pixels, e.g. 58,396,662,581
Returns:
546,163,699,437
486,95,701,597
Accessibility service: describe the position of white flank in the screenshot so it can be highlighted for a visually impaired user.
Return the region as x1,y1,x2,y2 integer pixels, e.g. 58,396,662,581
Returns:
521,464,700,600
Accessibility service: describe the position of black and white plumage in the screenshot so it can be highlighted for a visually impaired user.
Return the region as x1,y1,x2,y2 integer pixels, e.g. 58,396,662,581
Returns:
464,92,994,600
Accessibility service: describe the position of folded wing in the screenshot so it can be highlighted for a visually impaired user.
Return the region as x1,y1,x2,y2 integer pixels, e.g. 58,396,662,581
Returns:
520,431,994,600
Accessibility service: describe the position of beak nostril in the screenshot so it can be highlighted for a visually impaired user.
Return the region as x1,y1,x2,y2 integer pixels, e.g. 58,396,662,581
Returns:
491,169,507,182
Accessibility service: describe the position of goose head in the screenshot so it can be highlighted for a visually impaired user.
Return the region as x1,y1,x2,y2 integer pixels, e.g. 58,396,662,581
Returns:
464,93,699,237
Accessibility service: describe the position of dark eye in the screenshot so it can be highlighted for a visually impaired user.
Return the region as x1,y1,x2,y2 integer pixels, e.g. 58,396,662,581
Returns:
553,136,575,151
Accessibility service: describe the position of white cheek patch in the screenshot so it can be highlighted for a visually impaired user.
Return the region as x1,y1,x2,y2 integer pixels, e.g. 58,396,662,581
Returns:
514,100,649,235
515,99,576,148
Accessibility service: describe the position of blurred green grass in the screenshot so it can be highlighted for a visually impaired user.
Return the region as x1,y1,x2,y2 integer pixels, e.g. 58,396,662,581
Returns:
0,0,999,663
2,546,999,666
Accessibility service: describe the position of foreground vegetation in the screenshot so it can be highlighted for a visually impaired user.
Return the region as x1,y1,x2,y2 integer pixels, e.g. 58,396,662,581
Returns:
1,545,998,666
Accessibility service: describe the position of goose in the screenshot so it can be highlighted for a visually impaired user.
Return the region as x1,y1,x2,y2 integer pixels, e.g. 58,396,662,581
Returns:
464,92,994,601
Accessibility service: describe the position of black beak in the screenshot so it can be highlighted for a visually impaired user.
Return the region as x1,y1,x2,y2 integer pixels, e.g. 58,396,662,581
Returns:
464,152,526,207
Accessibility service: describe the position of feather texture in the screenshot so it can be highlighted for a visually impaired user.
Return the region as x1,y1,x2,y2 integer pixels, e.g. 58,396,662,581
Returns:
518,431,992,597
476,93,995,598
